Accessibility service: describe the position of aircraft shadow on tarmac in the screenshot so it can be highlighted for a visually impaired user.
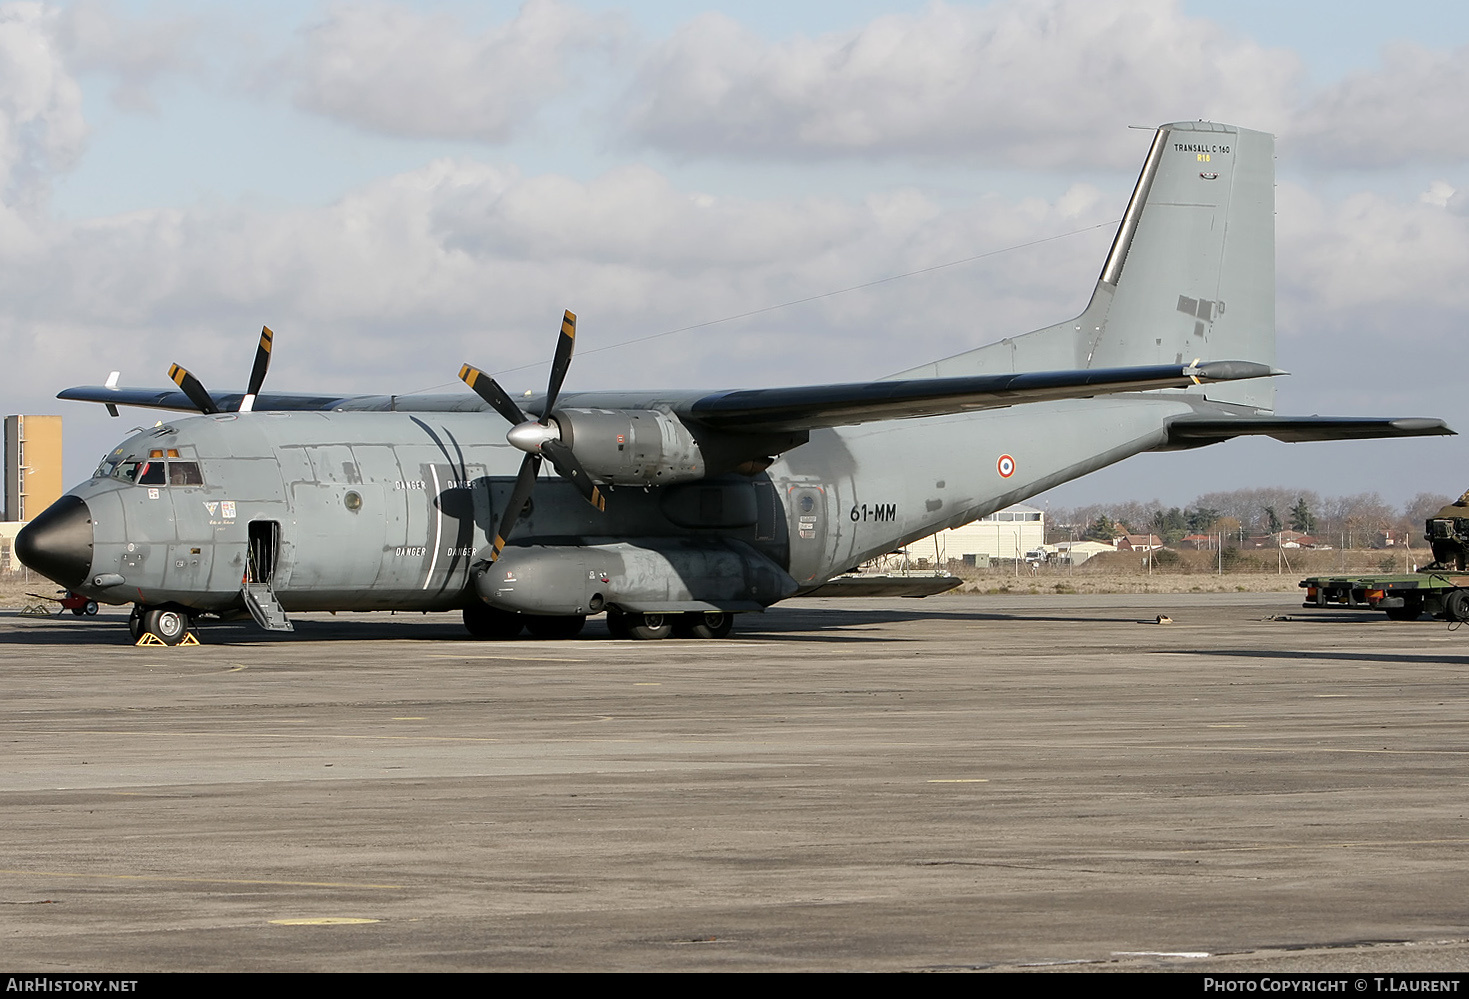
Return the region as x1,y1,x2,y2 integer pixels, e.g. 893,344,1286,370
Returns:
3,604,1167,647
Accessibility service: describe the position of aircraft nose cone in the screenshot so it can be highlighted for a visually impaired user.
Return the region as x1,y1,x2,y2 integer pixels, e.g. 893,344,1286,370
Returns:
15,494,93,589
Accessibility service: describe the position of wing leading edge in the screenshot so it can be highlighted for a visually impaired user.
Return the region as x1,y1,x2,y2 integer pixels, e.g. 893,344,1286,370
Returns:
61,362,1451,443
61,359,1275,428
677,360,1277,433
54,386,486,414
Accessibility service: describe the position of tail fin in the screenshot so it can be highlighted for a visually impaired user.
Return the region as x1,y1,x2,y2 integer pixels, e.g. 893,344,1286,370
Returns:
896,121,1276,412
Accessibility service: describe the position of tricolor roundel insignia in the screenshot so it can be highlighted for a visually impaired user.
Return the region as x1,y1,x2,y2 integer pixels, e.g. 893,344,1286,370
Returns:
997,454,1016,478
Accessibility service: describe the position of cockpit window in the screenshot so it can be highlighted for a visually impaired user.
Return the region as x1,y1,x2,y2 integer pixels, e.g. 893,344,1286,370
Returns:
94,458,138,481
95,444,204,487
169,462,203,486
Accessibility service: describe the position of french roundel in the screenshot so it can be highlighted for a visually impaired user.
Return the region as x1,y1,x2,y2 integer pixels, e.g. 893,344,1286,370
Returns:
996,454,1016,478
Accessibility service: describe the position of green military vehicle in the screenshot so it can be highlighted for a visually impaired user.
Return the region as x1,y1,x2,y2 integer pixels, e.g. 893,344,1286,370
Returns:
1301,493,1469,621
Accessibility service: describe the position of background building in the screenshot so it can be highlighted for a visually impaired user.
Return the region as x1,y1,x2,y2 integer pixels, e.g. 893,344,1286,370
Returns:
929,503,1046,563
4,415,63,523
0,521,22,572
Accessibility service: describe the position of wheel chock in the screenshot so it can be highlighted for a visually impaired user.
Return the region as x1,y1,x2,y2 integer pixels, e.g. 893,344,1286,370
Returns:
135,632,202,647
18,604,55,617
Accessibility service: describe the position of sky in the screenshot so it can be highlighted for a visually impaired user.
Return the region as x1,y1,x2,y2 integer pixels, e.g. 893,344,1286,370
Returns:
3,0,1469,509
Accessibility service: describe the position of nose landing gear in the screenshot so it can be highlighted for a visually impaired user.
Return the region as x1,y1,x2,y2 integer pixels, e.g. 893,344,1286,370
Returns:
129,604,196,646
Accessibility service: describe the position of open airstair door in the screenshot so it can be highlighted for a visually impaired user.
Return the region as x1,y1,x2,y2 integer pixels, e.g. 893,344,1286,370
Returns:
243,520,293,632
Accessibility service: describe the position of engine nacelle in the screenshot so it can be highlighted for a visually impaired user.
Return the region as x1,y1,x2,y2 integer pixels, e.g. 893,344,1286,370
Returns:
552,408,704,486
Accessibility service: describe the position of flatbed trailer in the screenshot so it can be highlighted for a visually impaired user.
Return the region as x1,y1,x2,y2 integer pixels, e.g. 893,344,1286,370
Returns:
1300,571,1469,620
1301,492,1469,622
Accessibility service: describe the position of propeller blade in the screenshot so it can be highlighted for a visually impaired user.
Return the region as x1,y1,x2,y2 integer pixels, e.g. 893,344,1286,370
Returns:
542,310,576,419
167,364,221,415
541,439,607,512
490,453,541,563
240,326,273,412
459,364,530,426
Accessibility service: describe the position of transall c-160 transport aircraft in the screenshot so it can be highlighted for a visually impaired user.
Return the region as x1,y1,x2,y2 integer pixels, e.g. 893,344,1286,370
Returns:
15,121,1453,644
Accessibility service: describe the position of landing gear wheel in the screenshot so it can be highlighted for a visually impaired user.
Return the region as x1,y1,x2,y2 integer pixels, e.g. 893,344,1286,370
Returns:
143,607,189,646
624,612,672,641
525,614,586,639
128,605,145,640
463,603,524,639
672,612,733,639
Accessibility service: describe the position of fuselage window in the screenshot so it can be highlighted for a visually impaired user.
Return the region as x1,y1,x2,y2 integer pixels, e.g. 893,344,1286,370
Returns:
137,462,166,485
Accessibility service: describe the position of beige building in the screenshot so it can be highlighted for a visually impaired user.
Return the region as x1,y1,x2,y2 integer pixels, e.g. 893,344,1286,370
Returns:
0,521,23,572
931,503,1046,562
4,415,63,522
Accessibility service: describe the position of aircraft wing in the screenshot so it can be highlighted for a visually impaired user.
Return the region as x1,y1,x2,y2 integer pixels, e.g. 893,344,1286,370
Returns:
59,360,1274,424
1164,415,1454,445
677,360,1277,433
54,386,485,414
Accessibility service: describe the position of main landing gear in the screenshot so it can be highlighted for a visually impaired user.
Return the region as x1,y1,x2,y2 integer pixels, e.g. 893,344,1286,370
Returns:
129,604,194,646
605,609,733,640
462,605,735,641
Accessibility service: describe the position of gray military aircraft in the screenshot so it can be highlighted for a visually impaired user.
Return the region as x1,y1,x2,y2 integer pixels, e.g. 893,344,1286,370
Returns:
17,121,1453,644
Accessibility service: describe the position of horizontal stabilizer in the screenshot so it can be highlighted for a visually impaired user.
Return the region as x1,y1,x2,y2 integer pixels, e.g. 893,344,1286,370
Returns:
682,360,1276,433
1165,415,1454,446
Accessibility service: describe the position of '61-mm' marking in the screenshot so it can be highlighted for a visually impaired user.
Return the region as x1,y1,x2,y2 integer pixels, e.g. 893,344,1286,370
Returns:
851,503,897,522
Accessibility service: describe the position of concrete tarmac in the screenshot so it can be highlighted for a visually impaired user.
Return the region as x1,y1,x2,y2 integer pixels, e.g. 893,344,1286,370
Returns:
4,592,1469,973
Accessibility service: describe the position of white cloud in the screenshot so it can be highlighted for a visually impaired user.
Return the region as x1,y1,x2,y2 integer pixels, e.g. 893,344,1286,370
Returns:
1278,180,1469,324
1292,42,1469,166
621,0,1299,167
292,0,619,142
52,0,202,112
0,153,1125,431
0,2,86,211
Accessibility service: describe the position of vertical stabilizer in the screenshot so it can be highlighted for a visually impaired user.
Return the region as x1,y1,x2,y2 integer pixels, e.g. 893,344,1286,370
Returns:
895,121,1276,413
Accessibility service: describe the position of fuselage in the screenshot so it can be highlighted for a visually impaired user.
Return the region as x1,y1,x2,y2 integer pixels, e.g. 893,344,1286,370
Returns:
27,392,1200,618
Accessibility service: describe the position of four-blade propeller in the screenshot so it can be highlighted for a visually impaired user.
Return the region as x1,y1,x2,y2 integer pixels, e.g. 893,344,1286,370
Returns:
459,310,606,563
168,327,275,416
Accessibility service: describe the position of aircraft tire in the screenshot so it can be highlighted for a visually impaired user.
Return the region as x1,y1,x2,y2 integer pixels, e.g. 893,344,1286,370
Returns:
128,605,144,640
143,607,189,645
463,603,523,639
525,614,586,639
624,612,673,641
672,612,733,640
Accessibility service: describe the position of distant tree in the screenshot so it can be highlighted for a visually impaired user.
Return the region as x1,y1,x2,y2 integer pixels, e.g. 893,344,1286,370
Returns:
1331,492,1393,548
1215,515,1243,546
1401,492,1455,538
1289,497,1316,534
1186,506,1220,533
1083,515,1118,542
1263,506,1283,535
1150,506,1187,544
